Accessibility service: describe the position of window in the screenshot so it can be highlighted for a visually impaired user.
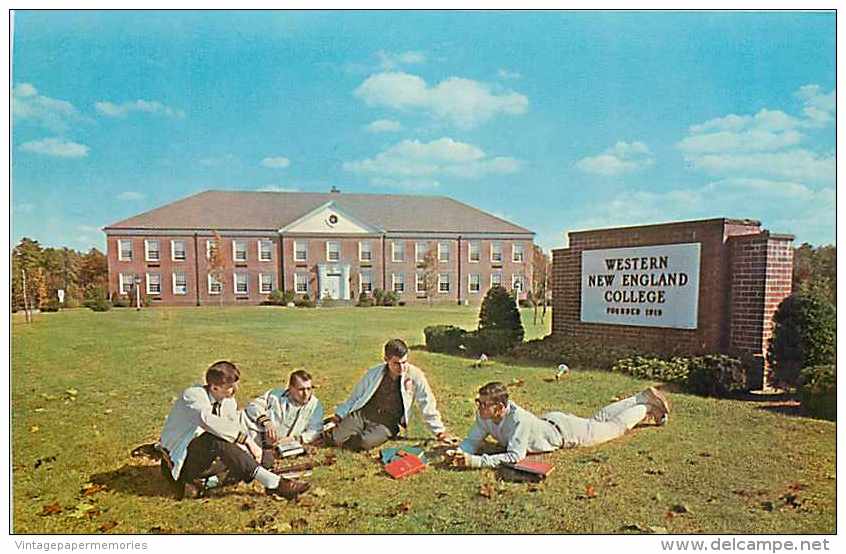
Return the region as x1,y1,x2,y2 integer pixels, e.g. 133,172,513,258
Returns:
173,272,188,295
295,273,309,294
438,272,450,293
415,241,428,263
259,240,273,262
146,273,161,295
360,271,373,294
512,243,525,263
326,241,340,262
469,273,481,293
359,241,372,262
392,273,404,293
491,241,503,263
491,271,502,288
512,273,525,293
208,274,222,295
206,240,218,260
392,241,405,262
259,273,274,294
144,240,160,262
233,240,248,262
416,272,426,294
438,241,450,263
234,273,248,295
468,241,480,263
294,241,308,262
118,239,133,261
171,240,186,261
119,273,135,294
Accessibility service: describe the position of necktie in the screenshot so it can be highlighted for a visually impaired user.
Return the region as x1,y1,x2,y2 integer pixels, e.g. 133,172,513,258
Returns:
212,402,221,416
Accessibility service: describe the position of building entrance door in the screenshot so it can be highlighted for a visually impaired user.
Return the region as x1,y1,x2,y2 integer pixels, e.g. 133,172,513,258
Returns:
322,274,342,299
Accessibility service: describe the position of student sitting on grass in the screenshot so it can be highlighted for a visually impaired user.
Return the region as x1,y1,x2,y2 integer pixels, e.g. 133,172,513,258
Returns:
242,369,324,468
447,381,670,469
159,360,309,499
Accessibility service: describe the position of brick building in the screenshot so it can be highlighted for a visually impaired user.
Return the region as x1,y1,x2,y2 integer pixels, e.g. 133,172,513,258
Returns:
104,190,535,306
552,218,793,387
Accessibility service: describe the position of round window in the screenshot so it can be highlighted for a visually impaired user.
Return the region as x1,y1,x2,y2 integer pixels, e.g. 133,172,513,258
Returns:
328,214,339,225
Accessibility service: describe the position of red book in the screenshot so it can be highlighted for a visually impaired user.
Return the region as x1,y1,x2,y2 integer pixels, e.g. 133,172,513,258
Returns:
384,452,427,479
508,460,555,478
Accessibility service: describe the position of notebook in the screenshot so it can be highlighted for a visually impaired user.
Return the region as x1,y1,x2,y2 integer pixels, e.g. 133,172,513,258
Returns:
384,452,427,479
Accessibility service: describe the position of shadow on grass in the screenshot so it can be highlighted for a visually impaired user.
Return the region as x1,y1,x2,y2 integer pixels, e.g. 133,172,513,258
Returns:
90,463,175,498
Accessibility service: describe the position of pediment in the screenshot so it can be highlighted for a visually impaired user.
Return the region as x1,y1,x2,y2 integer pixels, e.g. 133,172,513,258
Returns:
280,202,381,234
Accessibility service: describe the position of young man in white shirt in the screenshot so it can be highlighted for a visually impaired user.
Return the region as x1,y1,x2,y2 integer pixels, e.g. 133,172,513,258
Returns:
330,339,457,450
449,381,670,468
159,360,309,499
243,369,324,467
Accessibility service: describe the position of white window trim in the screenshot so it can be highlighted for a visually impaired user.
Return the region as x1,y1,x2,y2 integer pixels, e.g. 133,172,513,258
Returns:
326,241,340,262
294,240,308,262
438,241,450,263
360,271,373,294
512,273,524,292
233,240,248,262
392,240,404,262
171,240,186,262
392,272,404,293
415,241,427,263
438,272,450,293
491,271,503,288
259,272,274,294
512,243,524,263
144,239,160,262
118,239,131,262
119,273,134,294
468,273,481,294
172,272,187,295
208,274,222,295
416,273,426,294
206,240,217,260
145,272,161,295
233,272,249,295
258,240,273,262
359,241,372,262
295,273,309,294
468,241,480,263
491,241,503,263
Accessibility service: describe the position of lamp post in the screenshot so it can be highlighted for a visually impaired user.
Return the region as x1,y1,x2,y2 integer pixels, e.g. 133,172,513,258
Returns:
134,276,142,311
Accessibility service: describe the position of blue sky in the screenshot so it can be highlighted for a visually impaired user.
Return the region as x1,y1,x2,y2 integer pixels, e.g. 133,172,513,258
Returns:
11,10,836,252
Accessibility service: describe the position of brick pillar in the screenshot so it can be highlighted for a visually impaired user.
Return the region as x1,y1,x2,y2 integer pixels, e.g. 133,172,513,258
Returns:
728,232,794,388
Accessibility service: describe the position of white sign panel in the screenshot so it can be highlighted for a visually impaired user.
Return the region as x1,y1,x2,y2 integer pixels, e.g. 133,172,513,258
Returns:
580,243,701,329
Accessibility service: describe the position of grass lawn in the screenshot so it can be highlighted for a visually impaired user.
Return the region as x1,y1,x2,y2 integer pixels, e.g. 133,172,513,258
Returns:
11,305,835,534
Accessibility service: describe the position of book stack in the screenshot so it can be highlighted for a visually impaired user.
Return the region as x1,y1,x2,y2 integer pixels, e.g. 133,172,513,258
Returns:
275,441,305,458
384,451,427,480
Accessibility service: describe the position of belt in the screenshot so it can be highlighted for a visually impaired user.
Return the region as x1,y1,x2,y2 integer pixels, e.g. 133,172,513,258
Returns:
543,418,563,437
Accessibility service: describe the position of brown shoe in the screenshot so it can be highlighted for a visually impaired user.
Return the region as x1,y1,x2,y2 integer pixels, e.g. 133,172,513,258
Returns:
643,386,670,425
177,480,204,500
267,478,310,500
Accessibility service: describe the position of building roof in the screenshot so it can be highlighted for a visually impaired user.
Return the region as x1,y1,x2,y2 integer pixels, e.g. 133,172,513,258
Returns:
104,190,534,235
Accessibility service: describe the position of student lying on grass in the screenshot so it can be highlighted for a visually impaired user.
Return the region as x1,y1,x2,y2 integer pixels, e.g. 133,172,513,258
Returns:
447,381,670,469
242,369,325,468
158,360,310,499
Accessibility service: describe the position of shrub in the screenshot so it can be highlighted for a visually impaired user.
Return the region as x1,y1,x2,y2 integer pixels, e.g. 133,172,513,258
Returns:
685,354,747,397
612,356,691,384
767,292,836,388
40,299,61,312
424,325,467,354
518,298,533,308
88,297,112,312
63,297,80,309
798,365,836,421
294,294,315,308
462,329,519,356
267,289,296,306
111,295,130,308
478,286,524,347
509,335,641,370
372,288,385,306
83,284,109,309
382,291,400,306
356,292,374,307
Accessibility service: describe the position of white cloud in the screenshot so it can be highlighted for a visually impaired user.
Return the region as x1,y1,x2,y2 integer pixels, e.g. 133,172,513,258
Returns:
354,72,528,128
377,50,427,70
575,141,654,176
117,191,145,201
258,185,300,192
795,84,836,126
689,149,834,185
497,68,522,80
343,137,521,181
678,129,803,154
364,119,403,133
20,137,89,158
13,83,81,132
95,99,185,119
260,157,291,169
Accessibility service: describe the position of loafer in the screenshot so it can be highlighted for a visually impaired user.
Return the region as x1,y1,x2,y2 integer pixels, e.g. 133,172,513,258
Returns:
267,478,310,499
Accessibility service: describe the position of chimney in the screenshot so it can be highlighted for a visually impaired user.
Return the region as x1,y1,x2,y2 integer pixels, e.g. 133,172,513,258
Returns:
330,186,341,193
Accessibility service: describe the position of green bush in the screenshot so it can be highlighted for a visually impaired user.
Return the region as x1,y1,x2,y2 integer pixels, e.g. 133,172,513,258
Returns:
798,365,836,421
767,292,836,388
294,294,315,308
463,329,519,356
356,292,374,307
685,354,747,397
111,295,130,308
88,297,112,312
509,335,642,370
267,289,296,306
40,299,61,312
83,284,109,309
382,291,400,306
63,297,80,309
424,325,467,354
612,356,691,384
373,288,385,306
479,286,524,346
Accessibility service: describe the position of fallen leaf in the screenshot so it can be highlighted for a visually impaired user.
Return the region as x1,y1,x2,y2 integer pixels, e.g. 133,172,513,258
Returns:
290,517,308,530
670,503,690,514
479,483,495,499
34,408,46,413
387,500,412,516
649,526,669,534
149,526,175,534
509,379,525,388
761,501,775,512
645,468,665,475
435,490,450,498
331,501,359,509
69,502,99,519
296,495,318,508
98,521,119,533
104,409,113,415
30,426,40,433
586,485,597,498
39,502,62,516
240,501,255,511
34,455,57,469
81,483,108,497
65,388,78,397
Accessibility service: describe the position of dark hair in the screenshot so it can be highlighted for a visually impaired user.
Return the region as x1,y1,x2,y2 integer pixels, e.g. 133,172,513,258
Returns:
384,338,409,359
205,360,241,386
477,382,509,407
289,369,312,387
